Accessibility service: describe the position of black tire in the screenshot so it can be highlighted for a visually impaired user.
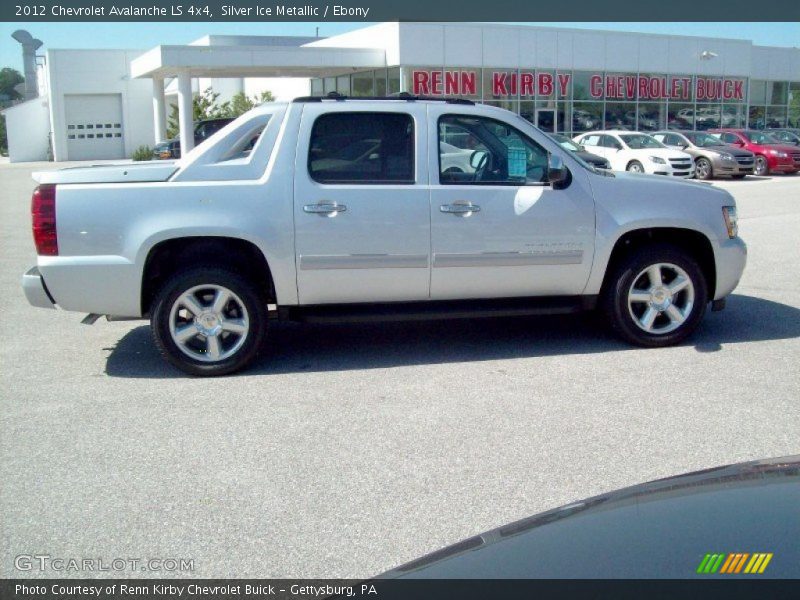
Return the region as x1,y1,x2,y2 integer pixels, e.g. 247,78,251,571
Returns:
626,160,644,173
695,157,713,180
151,267,267,376
754,155,769,176
731,174,747,179
601,244,709,347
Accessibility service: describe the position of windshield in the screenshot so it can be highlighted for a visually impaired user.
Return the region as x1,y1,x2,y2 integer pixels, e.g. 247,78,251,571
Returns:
686,133,726,148
550,134,582,152
743,130,781,144
620,134,665,149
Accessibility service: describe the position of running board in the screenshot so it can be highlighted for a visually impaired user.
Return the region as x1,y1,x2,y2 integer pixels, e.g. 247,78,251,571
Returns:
282,295,598,324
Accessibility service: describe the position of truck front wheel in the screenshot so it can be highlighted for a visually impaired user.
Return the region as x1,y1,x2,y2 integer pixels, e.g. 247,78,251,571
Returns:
151,268,267,376
602,244,708,347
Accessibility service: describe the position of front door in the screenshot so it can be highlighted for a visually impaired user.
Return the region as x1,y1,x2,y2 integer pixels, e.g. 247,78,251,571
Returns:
535,108,556,133
428,107,595,300
294,104,431,304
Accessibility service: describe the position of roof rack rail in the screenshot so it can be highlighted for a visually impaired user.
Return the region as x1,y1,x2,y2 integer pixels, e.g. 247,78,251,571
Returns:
292,91,475,105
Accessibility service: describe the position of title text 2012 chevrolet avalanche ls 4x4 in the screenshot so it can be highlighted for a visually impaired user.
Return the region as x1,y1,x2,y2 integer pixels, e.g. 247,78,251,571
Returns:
23,97,746,376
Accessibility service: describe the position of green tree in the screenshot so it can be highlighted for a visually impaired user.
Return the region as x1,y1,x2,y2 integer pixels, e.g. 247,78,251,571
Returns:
0,67,24,102
0,114,7,155
166,87,274,138
219,90,275,118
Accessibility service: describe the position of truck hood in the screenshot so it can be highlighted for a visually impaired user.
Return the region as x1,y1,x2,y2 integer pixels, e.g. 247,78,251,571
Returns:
33,161,179,185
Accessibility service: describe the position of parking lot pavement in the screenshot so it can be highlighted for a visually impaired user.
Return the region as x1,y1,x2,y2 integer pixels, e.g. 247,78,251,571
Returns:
1,163,799,579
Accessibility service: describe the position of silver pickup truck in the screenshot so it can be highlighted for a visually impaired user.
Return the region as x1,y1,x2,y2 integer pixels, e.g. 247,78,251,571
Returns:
22,97,747,376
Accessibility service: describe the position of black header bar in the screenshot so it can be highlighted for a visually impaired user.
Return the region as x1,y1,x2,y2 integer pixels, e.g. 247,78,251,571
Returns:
3,0,799,22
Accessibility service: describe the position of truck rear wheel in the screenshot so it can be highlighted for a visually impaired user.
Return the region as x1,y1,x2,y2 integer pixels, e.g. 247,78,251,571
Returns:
602,244,708,347
151,268,267,376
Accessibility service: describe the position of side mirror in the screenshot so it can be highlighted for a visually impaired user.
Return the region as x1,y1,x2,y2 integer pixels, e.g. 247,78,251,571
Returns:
470,150,487,170
547,154,570,189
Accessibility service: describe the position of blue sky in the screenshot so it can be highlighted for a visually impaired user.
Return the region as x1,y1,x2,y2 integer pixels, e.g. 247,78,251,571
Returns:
1,22,798,72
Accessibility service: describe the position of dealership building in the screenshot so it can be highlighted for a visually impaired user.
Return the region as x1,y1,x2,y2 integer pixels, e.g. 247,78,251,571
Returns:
4,22,800,162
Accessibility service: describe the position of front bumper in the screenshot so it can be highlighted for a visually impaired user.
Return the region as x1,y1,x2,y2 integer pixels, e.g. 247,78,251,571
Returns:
714,237,747,300
22,267,56,309
713,158,754,176
651,162,695,178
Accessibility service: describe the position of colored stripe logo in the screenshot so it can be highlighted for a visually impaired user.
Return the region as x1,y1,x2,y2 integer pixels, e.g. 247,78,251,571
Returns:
697,552,773,574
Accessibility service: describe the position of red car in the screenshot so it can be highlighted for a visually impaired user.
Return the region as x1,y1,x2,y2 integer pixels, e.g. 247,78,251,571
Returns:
708,129,799,176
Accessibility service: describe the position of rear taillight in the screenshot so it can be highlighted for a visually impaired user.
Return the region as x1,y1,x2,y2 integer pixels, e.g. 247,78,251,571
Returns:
31,184,58,256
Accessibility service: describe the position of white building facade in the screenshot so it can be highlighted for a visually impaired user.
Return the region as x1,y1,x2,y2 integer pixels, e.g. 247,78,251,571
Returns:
5,22,800,162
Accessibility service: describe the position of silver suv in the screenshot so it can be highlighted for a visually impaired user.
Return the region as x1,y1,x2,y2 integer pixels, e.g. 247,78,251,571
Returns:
23,97,747,376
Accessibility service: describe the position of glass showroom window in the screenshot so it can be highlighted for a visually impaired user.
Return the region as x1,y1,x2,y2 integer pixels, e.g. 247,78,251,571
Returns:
749,80,767,106
484,99,519,113
749,105,766,129
483,68,519,102
388,68,401,95
374,69,387,97
336,75,351,96
767,81,788,105
790,83,800,127
310,78,323,97
351,71,374,96
766,105,787,128
572,102,603,133
667,103,694,130
605,102,637,130
572,71,595,101
695,103,722,130
637,102,665,132
722,104,746,128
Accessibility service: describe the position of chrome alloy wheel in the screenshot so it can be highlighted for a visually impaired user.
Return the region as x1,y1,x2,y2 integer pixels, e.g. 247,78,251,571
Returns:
627,263,695,335
168,284,250,362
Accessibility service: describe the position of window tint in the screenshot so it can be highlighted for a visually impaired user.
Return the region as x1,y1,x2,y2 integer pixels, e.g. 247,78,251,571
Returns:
601,135,622,149
438,114,548,185
309,112,414,184
581,134,601,147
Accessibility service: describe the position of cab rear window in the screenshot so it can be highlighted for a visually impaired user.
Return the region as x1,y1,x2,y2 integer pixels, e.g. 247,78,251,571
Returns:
308,113,415,184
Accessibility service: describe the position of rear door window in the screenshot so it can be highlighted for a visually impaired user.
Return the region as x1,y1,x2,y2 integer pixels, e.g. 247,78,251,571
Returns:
308,112,415,184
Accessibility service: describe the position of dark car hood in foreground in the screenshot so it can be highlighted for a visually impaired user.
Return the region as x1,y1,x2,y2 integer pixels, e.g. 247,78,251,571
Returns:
382,456,799,579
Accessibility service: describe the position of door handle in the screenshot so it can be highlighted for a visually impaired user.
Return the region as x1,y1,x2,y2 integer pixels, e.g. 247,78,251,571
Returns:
440,203,480,215
304,202,347,216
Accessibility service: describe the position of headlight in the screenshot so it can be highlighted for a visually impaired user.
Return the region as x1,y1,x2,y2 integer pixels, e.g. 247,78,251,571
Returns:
718,152,734,161
768,150,788,158
722,206,738,239
649,156,666,164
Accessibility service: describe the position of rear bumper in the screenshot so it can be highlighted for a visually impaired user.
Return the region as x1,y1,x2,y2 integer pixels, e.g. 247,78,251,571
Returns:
22,267,56,309
714,237,747,300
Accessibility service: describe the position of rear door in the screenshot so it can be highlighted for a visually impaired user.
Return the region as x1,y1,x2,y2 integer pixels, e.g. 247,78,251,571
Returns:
294,103,431,304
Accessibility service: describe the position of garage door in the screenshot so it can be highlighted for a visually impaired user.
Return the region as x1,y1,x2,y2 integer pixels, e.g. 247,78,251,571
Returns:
64,94,125,160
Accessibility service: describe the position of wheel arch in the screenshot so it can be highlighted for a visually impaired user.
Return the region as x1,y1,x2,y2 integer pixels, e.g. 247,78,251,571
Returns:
140,236,276,316
598,227,717,299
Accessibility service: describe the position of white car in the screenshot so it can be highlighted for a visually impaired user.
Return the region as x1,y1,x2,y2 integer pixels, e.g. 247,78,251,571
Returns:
574,131,695,177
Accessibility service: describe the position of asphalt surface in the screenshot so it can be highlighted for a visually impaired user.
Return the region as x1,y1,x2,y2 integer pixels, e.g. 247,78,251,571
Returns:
1,161,799,579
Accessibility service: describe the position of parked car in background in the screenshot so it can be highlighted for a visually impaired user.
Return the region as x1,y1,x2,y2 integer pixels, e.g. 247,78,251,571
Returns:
23,98,745,376
153,117,235,159
574,131,694,177
549,133,610,169
708,129,800,176
651,130,755,180
766,128,800,146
